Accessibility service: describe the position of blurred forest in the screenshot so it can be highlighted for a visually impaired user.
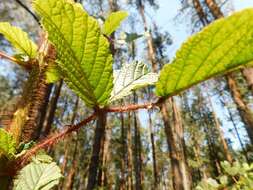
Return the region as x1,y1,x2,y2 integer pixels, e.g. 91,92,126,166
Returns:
1,0,253,189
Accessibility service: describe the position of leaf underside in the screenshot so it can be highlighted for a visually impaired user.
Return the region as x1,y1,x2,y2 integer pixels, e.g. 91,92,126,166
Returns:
0,22,37,58
110,61,158,102
13,161,62,190
156,9,253,97
34,0,113,107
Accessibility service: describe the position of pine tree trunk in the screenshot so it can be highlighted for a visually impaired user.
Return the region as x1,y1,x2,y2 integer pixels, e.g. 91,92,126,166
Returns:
138,1,191,188
120,112,126,190
161,98,191,190
205,89,233,163
59,97,79,190
65,139,78,190
148,111,159,188
42,79,63,137
193,0,208,25
127,112,134,190
87,109,107,190
217,91,249,162
226,75,253,143
242,68,253,93
35,83,53,140
133,105,143,190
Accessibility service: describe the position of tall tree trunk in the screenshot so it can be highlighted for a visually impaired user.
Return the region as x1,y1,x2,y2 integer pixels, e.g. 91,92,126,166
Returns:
86,109,107,190
226,75,253,143
205,89,233,163
138,1,191,189
133,94,143,190
161,98,191,190
127,112,134,190
137,0,157,71
203,0,253,143
59,97,79,190
242,68,253,94
193,0,208,25
148,111,159,188
217,89,249,162
42,79,63,137
65,139,79,190
35,84,53,140
120,112,126,190
98,123,111,187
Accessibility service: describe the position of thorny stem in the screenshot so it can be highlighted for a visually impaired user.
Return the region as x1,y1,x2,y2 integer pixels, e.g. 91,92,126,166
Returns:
0,51,31,70
14,112,97,171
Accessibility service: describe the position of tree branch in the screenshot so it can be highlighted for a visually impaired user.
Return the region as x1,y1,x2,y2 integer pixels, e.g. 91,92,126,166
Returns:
0,51,31,70
14,112,97,172
106,98,165,113
12,97,166,173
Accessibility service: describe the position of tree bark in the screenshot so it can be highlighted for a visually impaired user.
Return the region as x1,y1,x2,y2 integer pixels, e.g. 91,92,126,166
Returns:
35,83,53,140
42,79,63,137
226,75,253,143
205,89,233,163
148,111,159,188
242,68,253,94
86,109,107,190
120,112,126,190
127,112,134,190
217,89,249,162
64,139,79,190
193,0,208,25
161,98,191,190
133,100,143,190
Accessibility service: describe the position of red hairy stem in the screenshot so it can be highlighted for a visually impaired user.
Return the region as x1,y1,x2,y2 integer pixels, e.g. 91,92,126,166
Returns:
0,51,32,70
14,112,97,170
13,97,166,173
106,98,164,113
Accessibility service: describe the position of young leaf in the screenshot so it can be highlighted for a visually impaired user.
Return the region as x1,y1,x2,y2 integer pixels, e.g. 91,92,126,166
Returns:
0,128,16,159
45,64,61,83
110,61,158,102
13,158,62,190
0,22,37,58
34,0,113,107
102,11,128,36
156,9,253,97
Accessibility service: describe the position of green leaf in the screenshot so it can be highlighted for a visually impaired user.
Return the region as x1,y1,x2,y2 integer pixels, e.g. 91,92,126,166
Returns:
125,32,143,43
14,159,62,190
219,175,228,185
156,9,253,97
45,64,61,83
33,0,113,107
0,128,16,159
0,22,37,58
102,11,128,36
110,61,158,102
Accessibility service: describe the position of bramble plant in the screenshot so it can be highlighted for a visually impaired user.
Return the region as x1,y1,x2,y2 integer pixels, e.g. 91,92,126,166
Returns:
196,161,253,190
1,0,253,189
